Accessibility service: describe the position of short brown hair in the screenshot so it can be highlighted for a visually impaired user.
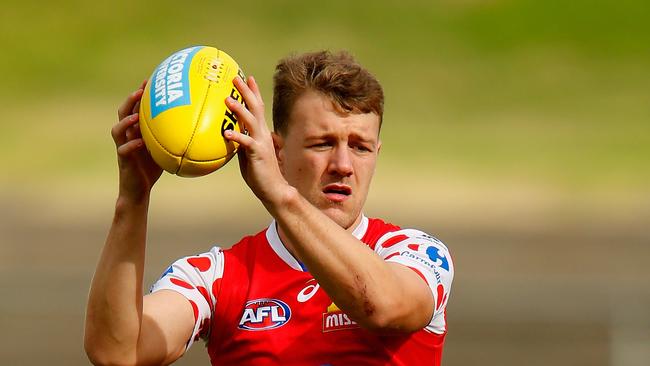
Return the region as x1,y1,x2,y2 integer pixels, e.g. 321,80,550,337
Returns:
272,50,384,135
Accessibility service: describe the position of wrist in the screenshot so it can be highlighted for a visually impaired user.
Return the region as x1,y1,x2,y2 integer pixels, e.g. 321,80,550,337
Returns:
115,194,150,216
264,184,300,215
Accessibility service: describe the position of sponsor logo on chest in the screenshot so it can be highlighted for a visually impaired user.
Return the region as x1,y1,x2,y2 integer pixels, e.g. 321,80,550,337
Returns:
238,298,291,331
322,302,359,332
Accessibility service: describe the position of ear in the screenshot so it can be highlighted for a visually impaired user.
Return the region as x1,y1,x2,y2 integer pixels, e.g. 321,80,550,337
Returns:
272,132,285,171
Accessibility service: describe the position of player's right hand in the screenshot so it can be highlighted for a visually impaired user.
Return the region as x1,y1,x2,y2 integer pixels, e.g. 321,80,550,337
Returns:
112,80,162,203
224,76,291,208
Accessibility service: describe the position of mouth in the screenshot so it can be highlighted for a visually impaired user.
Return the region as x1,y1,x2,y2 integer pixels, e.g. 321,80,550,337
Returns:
322,184,352,202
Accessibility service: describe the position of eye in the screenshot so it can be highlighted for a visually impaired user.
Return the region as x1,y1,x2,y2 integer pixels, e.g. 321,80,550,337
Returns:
308,142,333,149
352,144,372,153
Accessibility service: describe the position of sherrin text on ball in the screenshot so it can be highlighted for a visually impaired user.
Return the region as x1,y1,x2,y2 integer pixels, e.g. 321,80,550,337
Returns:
139,46,245,177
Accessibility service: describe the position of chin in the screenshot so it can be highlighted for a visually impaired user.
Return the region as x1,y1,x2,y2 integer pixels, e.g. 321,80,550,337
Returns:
308,193,360,229
322,208,359,230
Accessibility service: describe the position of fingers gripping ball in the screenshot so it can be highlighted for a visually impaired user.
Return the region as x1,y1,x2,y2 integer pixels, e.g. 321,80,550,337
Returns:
139,46,244,177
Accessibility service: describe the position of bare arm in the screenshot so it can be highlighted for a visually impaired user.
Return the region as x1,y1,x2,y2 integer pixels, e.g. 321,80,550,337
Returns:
275,190,434,332
225,77,434,332
84,83,194,365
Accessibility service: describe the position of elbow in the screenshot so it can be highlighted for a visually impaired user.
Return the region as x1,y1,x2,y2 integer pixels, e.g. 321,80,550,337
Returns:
84,331,102,365
84,345,112,366
85,353,114,366
84,334,136,366
83,315,143,366
358,298,391,331
85,352,134,366
359,313,410,334
84,340,115,366
357,296,431,334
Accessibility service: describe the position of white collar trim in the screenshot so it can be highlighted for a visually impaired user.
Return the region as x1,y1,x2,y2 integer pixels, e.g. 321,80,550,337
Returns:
265,215,369,272
351,214,369,240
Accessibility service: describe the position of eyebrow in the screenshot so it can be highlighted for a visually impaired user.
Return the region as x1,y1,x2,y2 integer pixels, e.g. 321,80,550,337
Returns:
349,133,377,146
303,133,377,149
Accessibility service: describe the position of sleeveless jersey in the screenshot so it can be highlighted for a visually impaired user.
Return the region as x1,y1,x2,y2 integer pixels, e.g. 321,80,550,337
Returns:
151,216,454,365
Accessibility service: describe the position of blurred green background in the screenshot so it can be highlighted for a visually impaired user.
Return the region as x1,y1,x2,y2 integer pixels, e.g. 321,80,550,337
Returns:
1,1,648,365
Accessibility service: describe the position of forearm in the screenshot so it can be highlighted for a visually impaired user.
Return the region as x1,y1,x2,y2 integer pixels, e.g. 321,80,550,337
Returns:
85,196,149,361
270,188,407,330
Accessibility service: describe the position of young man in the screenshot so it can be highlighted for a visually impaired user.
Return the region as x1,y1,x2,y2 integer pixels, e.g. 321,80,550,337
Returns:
85,51,453,365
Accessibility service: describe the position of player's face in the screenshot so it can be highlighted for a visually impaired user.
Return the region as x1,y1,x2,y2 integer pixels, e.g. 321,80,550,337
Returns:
274,90,381,230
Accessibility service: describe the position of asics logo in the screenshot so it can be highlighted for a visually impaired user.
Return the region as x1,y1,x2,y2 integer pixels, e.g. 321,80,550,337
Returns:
297,279,320,303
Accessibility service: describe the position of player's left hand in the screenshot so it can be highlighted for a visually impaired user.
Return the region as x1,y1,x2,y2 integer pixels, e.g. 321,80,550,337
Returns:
224,76,290,206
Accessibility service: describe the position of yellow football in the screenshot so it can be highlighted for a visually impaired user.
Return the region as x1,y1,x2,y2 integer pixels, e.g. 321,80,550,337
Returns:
139,46,244,177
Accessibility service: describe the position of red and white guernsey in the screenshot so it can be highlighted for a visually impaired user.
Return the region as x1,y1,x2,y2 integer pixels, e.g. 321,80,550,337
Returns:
151,216,454,365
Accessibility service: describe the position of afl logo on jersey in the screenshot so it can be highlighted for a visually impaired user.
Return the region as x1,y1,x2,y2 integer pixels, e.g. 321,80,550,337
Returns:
238,298,291,331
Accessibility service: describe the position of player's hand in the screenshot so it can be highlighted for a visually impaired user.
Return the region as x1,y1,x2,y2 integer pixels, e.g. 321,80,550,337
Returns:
112,80,163,203
224,76,290,206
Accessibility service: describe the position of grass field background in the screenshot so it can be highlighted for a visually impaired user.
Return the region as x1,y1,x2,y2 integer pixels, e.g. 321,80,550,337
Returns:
1,1,648,365
2,0,649,192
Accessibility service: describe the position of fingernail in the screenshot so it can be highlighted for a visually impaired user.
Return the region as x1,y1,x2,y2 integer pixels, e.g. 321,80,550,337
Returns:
224,130,232,138
131,113,139,121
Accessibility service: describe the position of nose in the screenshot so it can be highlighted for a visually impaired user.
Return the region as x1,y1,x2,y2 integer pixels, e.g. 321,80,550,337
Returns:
328,145,353,177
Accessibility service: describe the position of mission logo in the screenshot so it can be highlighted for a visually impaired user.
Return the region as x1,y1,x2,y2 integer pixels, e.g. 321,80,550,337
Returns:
322,302,358,332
